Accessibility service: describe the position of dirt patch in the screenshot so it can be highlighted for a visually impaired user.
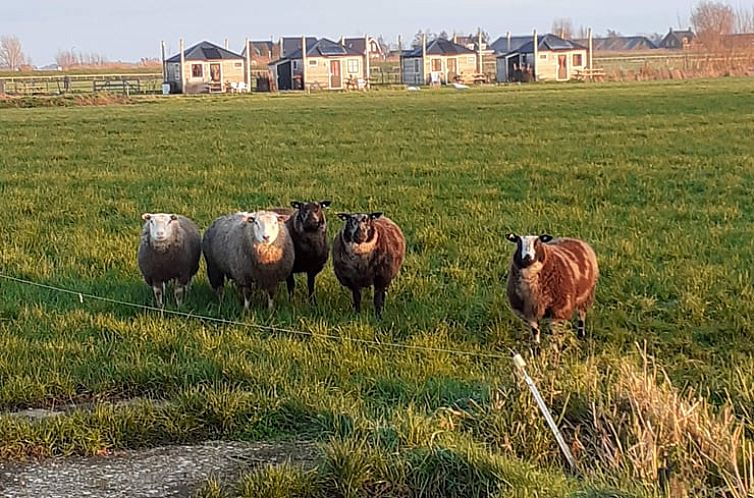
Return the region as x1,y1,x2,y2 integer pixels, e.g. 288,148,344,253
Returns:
0,440,317,498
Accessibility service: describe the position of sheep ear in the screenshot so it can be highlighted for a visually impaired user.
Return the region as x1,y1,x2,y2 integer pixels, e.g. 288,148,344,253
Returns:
320,200,332,208
539,234,553,243
506,233,519,243
337,213,350,221
290,201,303,209
242,213,255,223
369,212,383,220
277,215,289,223
170,214,178,221
142,213,152,221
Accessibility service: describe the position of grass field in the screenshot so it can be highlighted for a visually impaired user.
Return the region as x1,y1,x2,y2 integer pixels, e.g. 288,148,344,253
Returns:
1,79,754,497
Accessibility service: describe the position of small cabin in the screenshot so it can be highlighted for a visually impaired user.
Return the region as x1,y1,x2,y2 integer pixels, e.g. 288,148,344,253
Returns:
400,38,478,85
164,41,245,93
269,38,367,91
497,34,587,82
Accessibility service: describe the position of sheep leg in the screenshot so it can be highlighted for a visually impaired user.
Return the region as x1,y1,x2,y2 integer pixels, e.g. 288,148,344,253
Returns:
307,272,317,306
152,283,165,309
241,286,253,312
286,274,296,300
530,321,541,356
266,289,276,312
374,287,386,320
577,310,586,339
174,284,185,308
351,287,362,314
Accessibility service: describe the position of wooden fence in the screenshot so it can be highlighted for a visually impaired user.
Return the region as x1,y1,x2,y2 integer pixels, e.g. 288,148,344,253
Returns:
0,73,163,96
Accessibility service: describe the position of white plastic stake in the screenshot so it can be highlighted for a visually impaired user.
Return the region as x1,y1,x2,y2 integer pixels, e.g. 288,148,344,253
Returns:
512,353,577,471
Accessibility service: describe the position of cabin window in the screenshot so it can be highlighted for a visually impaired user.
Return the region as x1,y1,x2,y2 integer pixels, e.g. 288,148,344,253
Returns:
347,59,359,73
468,56,475,64
234,62,243,68
309,59,318,66
431,58,442,71
414,59,421,72
191,64,203,78
292,60,299,70
573,53,583,66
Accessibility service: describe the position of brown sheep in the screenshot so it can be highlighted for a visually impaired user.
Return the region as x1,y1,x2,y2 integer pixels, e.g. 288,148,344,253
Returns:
137,213,201,308
269,200,331,304
505,233,599,350
332,212,405,319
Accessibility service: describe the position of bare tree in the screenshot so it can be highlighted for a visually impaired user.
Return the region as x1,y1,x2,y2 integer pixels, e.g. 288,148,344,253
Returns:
438,30,450,40
0,35,27,71
552,18,574,39
55,49,78,69
691,0,735,50
577,26,590,39
606,29,622,38
411,29,435,48
735,5,754,33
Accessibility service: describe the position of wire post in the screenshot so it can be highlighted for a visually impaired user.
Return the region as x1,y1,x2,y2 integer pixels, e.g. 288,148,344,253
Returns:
512,353,578,472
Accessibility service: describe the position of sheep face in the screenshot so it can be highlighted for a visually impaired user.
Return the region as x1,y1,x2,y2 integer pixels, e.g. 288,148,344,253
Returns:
337,212,382,244
244,211,286,245
142,213,179,244
506,233,553,268
291,200,331,231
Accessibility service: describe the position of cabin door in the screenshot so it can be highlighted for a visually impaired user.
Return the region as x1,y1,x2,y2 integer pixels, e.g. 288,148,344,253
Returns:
210,63,222,83
557,55,567,80
447,58,458,82
330,60,342,88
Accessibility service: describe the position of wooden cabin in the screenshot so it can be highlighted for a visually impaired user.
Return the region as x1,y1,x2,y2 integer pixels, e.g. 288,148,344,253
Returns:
164,41,246,93
400,38,478,85
269,38,367,91
496,34,587,82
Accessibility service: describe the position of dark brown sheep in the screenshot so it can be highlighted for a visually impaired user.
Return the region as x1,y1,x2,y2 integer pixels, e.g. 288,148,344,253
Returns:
137,213,202,308
505,234,599,350
332,212,406,319
269,200,331,304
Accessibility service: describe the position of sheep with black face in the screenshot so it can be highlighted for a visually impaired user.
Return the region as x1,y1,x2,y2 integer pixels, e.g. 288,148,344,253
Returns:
332,212,405,319
202,211,294,311
137,213,202,308
269,200,331,304
505,233,599,349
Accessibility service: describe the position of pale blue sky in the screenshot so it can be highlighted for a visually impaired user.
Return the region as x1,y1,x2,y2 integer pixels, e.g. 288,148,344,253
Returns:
6,0,695,65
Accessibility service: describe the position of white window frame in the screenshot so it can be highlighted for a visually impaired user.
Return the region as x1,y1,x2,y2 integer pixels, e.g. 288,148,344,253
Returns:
347,59,359,73
309,59,318,66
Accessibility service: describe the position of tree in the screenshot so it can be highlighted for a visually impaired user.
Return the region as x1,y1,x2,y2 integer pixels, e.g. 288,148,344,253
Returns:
691,0,735,50
606,29,622,38
411,29,435,48
552,18,574,39
0,35,27,71
734,5,754,33
438,30,450,40
377,34,389,55
55,49,78,69
466,30,490,44
577,26,590,39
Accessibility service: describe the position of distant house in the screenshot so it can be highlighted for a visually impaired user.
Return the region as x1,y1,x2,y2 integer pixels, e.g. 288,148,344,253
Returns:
342,37,384,59
400,38,478,85
164,41,246,93
574,36,657,52
496,34,587,82
269,38,367,91
242,40,281,67
659,28,696,49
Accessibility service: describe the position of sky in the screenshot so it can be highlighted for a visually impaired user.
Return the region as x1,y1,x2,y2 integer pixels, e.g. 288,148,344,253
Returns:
4,0,695,65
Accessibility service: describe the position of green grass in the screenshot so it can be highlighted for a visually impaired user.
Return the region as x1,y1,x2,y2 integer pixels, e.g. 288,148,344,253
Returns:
1,79,754,496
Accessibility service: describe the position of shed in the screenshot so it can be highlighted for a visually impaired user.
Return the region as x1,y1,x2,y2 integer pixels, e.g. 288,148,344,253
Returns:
269,38,367,91
659,28,696,50
496,34,587,82
400,38,478,85
165,41,245,93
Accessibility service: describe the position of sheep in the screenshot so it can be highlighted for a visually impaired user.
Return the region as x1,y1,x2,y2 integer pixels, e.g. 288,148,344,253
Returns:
202,210,294,311
270,200,331,304
137,213,202,308
332,212,406,319
505,233,599,350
